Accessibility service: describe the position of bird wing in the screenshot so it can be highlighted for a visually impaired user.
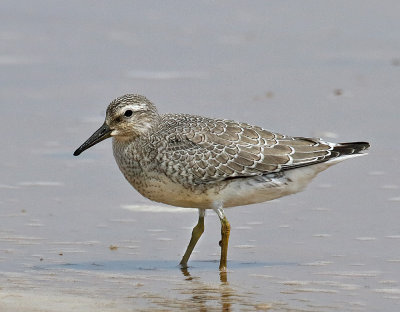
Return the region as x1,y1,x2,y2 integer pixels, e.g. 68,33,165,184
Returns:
156,114,334,184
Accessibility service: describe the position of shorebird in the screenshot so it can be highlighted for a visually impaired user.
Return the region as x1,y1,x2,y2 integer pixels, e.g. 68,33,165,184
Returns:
74,94,369,271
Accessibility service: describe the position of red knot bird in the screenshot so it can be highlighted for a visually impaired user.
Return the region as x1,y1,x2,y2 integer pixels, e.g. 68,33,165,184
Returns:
74,94,370,271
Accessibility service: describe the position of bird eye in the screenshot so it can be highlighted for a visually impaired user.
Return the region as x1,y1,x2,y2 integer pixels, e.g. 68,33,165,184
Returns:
124,110,133,117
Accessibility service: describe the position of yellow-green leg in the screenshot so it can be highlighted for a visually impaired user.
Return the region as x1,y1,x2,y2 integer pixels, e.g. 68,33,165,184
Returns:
219,215,230,271
180,209,205,268
213,204,230,271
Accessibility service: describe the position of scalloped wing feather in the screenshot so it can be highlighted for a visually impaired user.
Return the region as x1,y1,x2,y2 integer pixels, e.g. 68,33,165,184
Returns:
152,114,336,184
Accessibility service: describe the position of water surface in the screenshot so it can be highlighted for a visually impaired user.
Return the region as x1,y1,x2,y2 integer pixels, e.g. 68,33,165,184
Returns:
1,1,400,311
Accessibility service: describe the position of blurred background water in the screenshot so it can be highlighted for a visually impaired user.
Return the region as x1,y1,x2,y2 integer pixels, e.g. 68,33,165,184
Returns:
1,1,399,311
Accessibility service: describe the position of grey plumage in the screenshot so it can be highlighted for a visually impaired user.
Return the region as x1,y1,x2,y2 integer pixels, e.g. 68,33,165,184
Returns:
106,95,369,192
74,94,370,270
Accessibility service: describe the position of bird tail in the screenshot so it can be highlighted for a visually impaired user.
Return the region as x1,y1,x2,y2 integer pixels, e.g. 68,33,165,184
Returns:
330,142,370,158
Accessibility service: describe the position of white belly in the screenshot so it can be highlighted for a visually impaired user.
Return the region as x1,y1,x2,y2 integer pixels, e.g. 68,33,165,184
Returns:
125,162,334,209
216,163,331,208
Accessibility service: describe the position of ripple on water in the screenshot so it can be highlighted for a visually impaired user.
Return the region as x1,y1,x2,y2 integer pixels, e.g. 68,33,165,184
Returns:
300,261,333,266
355,236,377,241
316,270,381,277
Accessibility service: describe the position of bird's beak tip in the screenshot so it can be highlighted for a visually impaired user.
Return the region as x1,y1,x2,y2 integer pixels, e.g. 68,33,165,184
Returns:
73,122,111,157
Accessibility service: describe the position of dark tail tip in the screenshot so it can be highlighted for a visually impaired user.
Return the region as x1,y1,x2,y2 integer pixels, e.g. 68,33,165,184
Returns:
333,141,370,156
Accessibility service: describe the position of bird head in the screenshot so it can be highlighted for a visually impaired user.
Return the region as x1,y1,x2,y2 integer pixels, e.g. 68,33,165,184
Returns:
73,94,158,156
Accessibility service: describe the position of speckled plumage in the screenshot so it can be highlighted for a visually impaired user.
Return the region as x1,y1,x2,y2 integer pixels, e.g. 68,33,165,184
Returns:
106,95,368,209
74,94,370,270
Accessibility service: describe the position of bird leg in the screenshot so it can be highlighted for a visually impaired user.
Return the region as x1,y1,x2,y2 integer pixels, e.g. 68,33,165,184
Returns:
180,209,205,268
213,204,230,271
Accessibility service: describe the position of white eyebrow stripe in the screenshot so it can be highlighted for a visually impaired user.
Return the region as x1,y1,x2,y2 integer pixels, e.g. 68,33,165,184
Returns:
123,103,147,112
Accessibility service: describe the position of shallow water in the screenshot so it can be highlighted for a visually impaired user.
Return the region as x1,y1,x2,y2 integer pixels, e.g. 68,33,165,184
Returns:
1,1,400,311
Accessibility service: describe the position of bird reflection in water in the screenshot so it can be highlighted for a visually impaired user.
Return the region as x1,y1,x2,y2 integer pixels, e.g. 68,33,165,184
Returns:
180,266,233,311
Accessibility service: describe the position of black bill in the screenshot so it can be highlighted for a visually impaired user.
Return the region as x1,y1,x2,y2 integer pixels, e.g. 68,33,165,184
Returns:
73,122,112,156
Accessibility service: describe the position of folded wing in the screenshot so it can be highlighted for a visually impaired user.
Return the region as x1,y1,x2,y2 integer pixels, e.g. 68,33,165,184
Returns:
156,114,358,184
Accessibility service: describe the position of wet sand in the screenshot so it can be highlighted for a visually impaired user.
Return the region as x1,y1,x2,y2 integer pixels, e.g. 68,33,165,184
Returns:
1,1,400,311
